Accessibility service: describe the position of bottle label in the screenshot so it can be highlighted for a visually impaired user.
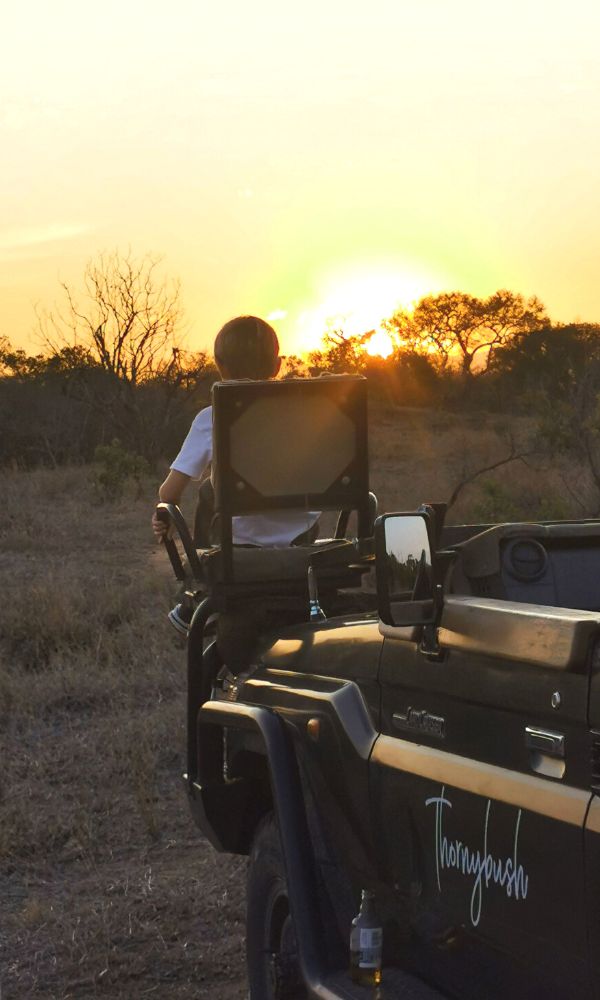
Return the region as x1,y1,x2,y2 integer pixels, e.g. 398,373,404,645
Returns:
359,927,382,968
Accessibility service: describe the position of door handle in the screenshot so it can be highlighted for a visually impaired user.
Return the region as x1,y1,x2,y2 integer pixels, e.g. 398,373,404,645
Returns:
525,726,565,759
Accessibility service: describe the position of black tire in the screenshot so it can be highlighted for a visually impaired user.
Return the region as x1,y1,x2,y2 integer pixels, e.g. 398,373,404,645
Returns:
246,813,308,1000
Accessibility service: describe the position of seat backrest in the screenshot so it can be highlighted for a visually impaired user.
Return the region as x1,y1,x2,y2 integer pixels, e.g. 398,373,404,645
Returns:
211,374,370,582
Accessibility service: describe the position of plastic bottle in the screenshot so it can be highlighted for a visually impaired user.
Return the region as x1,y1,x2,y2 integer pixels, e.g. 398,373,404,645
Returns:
349,889,383,986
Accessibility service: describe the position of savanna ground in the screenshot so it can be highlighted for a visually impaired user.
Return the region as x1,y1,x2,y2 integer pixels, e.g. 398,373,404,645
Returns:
0,406,580,999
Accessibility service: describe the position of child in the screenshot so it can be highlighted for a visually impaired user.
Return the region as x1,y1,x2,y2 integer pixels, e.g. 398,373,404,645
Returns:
152,315,320,634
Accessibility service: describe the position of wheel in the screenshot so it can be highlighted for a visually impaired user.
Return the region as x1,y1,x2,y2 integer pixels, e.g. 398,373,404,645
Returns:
246,813,308,1000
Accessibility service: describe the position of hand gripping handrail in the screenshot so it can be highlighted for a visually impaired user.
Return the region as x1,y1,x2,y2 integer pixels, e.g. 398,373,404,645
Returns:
155,502,204,582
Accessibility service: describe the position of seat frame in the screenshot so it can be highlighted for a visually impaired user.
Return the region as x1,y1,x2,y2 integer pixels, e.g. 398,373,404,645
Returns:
157,374,376,607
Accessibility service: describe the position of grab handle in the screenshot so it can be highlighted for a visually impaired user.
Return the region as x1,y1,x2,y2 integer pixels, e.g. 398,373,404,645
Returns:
525,726,565,758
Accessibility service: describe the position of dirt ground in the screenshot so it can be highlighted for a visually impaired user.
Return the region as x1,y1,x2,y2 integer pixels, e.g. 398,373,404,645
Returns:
0,407,580,999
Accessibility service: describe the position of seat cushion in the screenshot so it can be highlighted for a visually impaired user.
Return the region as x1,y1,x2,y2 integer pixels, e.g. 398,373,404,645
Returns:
197,538,369,587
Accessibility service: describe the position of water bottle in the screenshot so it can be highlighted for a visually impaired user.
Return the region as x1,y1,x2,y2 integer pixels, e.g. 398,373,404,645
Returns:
349,889,383,986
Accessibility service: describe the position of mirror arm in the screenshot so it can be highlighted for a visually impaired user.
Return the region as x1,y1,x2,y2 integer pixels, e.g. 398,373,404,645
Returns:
418,502,447,548
419,582,445,659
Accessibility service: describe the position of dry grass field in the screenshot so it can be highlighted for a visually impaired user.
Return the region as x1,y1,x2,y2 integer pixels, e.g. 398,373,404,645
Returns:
0,469,247,999
0,406,581,999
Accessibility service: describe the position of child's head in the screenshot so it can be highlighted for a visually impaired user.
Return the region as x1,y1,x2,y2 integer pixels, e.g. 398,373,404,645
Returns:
214,316,281,380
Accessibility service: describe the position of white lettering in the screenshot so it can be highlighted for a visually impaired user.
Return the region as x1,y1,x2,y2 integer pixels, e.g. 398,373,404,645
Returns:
425,786,529,927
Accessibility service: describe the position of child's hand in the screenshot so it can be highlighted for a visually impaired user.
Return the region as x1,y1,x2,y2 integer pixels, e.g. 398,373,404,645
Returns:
152,511,171,541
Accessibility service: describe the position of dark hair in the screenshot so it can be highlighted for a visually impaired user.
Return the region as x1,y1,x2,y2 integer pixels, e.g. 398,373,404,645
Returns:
214,316,280,380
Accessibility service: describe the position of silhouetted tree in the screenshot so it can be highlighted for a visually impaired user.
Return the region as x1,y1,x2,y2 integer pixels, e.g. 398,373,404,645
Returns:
0,337,49,379
490,322,600,397
0,338,101,466
481,323,600,513
281,354,309,378
362,350,439,408
33,251,217,458
384,290,548,378
40,250,183,385
308,328,369,374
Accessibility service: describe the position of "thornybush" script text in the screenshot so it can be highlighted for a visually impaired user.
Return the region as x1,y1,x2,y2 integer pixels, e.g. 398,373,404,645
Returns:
425,787,529,926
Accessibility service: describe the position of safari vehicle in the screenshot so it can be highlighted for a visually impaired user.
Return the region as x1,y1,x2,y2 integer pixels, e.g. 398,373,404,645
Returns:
157,375,600,1000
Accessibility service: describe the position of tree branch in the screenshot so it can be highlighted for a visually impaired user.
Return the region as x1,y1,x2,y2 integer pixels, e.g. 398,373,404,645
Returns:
446,438,530,511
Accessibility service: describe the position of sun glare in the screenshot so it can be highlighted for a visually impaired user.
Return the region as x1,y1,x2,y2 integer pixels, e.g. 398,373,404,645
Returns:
293,264,434,355
365,330,394,358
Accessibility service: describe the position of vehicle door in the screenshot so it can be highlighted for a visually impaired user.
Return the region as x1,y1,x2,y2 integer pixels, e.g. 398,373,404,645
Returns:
584,651,600,1000
369,521,595,1000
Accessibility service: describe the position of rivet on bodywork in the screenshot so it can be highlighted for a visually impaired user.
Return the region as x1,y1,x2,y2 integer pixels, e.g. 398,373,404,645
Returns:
307,718,320,741
551,691,561,710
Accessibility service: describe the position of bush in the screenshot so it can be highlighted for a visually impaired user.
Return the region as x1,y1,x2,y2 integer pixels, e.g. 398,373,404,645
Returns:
470,478,569,523
92,439,150,501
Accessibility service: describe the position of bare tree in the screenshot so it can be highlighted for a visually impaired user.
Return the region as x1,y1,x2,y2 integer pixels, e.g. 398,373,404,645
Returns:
37,251,214,458
40,250,183,385
445,430,530,512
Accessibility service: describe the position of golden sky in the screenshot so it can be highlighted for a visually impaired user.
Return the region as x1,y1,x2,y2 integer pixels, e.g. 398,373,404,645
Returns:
2,0,600,357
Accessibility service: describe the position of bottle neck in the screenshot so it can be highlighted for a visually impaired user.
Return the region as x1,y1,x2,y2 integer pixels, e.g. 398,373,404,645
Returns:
359,890,377,922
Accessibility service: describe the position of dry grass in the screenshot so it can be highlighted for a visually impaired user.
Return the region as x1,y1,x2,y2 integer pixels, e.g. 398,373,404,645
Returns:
0,412,583,998
0,467,247,999
368,404,579,522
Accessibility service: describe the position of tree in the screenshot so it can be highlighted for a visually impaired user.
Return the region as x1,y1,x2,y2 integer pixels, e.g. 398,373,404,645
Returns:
40,250,183,385
445,430,530,512
485,323,600,514
0,336,47,379
36,251,213,458
281,354,309,379
307,328,370,374
490,322,600,397
384,290,548,378
0,337,100,467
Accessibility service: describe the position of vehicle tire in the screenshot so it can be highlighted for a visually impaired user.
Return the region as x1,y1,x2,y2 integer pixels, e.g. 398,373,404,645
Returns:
246,812,308,1000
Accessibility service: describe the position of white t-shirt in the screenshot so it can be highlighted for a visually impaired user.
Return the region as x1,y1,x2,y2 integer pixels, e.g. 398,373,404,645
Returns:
171,405,320,547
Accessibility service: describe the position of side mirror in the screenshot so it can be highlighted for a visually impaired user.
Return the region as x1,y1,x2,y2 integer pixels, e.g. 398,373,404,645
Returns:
375,512,436,627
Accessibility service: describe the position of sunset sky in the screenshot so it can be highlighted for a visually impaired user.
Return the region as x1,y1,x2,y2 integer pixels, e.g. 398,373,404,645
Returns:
2,0,600,357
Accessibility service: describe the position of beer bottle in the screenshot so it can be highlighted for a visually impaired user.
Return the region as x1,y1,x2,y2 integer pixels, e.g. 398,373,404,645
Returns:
349,889,383,986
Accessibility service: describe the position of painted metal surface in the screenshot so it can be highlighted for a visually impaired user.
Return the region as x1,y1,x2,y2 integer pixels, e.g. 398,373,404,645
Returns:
190,570,600,996
239,615,385,892
373,628,593,999
437,595,600,670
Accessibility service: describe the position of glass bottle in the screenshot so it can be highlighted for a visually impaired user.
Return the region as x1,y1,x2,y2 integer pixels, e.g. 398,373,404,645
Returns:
349,889,383,986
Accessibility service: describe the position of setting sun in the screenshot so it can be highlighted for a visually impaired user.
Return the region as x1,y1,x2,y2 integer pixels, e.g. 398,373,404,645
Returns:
365,329,394,358
292,264,436,354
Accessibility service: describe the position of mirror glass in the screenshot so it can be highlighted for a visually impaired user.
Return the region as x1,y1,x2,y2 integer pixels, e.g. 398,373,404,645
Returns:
378,514,435,626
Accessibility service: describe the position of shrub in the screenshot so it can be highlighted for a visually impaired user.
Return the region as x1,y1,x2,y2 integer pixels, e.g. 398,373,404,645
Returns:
470,478,569,523
92,439,150,501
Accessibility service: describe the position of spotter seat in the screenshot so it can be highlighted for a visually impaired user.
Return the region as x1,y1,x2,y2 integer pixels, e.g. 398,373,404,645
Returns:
157,374,375,609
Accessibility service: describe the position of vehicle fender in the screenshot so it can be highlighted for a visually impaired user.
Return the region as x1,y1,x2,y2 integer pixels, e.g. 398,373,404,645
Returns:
188,701,311,854
238,670,381,886
189,700,336,992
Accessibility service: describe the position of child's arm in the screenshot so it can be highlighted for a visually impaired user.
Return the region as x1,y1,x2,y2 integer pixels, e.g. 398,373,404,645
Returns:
152,470,191,539
152,405,212,540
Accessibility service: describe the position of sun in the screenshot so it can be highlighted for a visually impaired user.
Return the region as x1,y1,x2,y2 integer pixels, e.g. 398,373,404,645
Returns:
365,329,394,358
291,263,435,355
